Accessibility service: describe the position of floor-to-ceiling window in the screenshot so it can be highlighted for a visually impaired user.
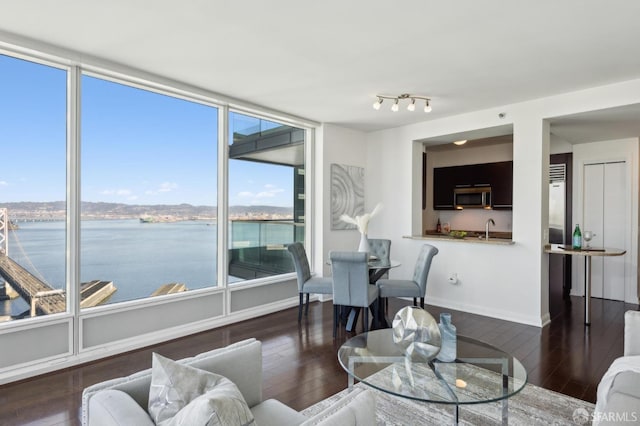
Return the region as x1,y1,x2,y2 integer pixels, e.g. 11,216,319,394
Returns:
0,54,67,321
0,50,312,324
227,112,305,282
0,45,316,383
0,45,314,385
80,74,219,305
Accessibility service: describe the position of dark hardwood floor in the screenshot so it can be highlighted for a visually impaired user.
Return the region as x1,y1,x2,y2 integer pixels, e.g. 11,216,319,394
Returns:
0,295,637,425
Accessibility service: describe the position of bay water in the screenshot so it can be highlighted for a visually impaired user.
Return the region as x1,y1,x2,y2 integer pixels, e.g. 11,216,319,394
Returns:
3,219,222,316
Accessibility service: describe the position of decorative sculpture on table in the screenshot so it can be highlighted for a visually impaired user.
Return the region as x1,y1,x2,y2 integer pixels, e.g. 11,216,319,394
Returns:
340,203,383,253
392,306,441,361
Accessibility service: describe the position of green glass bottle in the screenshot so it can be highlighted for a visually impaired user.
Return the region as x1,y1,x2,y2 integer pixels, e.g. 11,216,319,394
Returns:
572,224,582,249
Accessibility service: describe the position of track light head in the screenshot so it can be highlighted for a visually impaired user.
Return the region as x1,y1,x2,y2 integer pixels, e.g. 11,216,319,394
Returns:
391,99,399,112
424,100,432,113
372,97,383,110
407,98,416,111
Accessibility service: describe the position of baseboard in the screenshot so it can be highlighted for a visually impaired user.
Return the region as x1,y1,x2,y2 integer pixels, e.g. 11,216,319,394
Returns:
425,296,547,327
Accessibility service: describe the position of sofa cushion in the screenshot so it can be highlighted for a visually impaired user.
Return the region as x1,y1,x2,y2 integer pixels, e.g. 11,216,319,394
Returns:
598,392,640,425
82,338,262,425
148,353,255,426
250,399,308,426
609,370,640,399
88,389,155,426
300,389,375,426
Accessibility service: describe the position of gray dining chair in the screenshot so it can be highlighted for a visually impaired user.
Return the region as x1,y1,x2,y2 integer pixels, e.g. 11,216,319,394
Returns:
376,244,438,310
287,242,333,322
368,238,391,276
330,251,379,337
368,239,391,262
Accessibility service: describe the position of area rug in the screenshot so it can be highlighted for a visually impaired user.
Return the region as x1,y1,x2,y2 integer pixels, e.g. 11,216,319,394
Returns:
301,365,595,425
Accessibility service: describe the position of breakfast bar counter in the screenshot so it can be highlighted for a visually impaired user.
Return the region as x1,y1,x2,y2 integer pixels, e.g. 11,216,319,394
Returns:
404,232,514,245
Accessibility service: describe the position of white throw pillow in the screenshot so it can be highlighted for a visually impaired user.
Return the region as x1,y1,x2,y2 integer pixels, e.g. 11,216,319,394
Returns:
148,352,255,426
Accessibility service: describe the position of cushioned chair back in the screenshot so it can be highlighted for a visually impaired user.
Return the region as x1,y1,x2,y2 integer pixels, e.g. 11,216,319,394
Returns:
368,239,391,263
330,251,370,307
287,242,311,291
81,339,263,423
412,244,439,296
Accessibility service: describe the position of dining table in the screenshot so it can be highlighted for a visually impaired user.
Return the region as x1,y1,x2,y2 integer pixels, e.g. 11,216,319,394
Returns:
329,257,401,332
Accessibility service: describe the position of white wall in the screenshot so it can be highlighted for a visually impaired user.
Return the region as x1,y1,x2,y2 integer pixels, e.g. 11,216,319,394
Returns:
363,113,548,326
360,78,640,327
550,134,574,154
316,124,368,278
571,138,639,304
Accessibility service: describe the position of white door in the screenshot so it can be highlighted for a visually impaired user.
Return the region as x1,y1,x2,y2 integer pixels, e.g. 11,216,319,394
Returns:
583,161,627,301
583,164,605,297
603,162,626,300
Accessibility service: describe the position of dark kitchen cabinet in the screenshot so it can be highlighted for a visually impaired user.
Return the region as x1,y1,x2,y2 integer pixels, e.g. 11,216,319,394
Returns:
433,161,512,210
489,161,513,209
433,167,455,208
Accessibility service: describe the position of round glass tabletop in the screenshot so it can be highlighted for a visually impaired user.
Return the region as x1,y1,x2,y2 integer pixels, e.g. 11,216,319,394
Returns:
338,328,527,405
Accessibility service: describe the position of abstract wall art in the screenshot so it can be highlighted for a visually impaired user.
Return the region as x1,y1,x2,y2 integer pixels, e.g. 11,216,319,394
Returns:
331,164,364,230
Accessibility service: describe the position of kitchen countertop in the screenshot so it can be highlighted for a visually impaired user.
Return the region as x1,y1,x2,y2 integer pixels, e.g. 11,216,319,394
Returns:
404,230,514,245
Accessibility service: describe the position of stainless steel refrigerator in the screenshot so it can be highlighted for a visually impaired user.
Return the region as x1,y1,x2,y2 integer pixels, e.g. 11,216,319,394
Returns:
549,163,567,298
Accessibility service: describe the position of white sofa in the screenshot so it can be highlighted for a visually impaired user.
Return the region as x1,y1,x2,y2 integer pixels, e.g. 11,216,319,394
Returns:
595,310,640,425
81,338,374,426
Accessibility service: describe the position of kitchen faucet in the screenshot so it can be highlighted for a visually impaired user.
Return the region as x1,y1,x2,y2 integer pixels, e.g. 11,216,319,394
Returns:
485,218,495,240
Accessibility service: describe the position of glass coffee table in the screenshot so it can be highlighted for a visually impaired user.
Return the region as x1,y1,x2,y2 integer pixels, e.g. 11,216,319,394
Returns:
338,328,527,425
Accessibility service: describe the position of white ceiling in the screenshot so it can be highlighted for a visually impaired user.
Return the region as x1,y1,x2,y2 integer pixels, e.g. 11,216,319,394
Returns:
1,0,640,139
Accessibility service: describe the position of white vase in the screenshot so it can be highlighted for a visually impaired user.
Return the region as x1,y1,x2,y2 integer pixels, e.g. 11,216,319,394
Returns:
358,233,370,253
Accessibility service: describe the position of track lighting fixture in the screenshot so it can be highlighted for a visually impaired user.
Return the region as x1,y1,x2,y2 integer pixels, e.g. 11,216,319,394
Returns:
372,93,432,113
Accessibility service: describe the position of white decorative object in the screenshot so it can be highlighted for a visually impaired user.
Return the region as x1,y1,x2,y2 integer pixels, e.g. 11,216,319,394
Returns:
358,233,371,253
340,203,383,252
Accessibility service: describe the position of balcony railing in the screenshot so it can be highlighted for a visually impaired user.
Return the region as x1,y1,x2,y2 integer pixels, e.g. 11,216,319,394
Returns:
228,220,304,281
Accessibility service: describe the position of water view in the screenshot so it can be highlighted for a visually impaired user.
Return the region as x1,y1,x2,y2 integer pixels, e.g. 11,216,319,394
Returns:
1,218,298,317
0,54,305,320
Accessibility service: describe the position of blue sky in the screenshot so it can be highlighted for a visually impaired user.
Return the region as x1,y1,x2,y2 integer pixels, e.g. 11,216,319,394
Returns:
0,54,294,207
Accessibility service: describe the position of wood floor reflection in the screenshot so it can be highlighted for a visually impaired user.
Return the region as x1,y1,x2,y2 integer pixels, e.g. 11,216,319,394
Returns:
0,296,636,425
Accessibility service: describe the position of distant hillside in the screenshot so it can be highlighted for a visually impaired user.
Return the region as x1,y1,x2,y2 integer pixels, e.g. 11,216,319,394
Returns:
1,201,293,220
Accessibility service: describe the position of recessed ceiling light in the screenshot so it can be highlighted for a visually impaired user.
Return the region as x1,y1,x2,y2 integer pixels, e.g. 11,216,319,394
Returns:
453,140,467,146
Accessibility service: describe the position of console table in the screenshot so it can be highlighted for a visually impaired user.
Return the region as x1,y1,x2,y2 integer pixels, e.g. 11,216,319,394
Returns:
545,243,626,325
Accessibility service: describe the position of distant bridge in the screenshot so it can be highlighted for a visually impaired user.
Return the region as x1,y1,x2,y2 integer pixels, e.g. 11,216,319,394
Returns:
0,208,188,318
0,255,117,316
0,207,117,317
0,254,66,315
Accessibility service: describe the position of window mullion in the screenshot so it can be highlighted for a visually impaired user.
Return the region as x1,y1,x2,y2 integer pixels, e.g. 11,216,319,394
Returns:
218,105,230,306
67,65,81,353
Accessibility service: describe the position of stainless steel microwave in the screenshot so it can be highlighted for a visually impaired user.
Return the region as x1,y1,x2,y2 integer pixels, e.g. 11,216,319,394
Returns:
454,186,492,209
